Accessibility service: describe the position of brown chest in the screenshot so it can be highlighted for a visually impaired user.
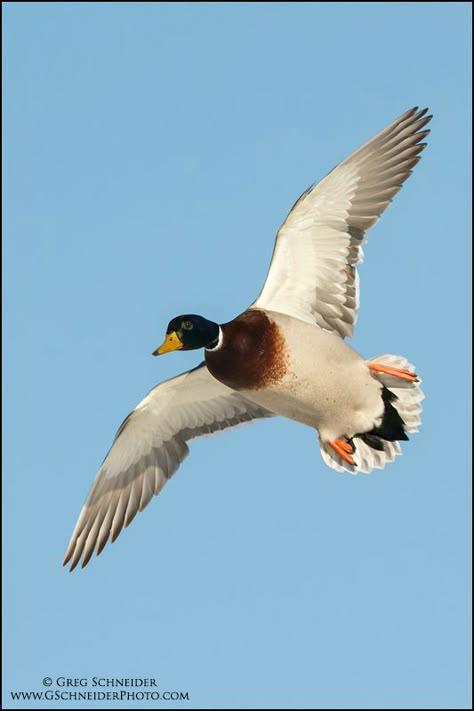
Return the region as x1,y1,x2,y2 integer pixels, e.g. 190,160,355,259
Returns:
205,310,289,391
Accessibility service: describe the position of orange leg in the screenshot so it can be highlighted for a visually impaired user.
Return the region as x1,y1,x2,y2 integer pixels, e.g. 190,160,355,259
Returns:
327,438,355,466
369,363,418,382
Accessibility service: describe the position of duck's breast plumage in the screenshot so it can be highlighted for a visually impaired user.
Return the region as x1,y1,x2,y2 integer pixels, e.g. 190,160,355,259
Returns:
211,311,385,440
205,310,289,391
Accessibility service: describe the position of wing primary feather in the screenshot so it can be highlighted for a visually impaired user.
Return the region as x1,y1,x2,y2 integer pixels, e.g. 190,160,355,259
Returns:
250,106,430,336
63,364,274,569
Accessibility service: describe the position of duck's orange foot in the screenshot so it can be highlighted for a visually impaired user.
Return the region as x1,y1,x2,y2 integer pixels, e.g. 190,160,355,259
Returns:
327,438,355,466
369,363,418,382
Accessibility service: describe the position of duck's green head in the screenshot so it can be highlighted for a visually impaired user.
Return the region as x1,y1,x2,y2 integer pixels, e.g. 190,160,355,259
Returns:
153,315,220,355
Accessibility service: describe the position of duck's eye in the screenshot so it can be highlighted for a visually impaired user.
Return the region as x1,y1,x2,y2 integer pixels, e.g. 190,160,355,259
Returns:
182,320,193,330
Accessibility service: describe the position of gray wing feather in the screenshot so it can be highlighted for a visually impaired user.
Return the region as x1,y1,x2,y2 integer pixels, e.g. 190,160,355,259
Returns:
251,107,431,337
63,363,273,570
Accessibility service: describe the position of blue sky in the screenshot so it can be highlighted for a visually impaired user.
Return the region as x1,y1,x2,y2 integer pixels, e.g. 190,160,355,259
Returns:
3,3,471,709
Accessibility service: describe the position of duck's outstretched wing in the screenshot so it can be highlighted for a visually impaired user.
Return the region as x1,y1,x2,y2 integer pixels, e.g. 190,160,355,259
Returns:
63,363,273,570
251,107,431,338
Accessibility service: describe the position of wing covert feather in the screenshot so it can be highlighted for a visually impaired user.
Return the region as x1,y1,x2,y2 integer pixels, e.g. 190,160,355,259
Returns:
251,107,431,337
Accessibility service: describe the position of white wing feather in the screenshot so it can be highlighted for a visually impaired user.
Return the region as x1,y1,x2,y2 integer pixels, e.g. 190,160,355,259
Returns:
251,107,431,337
63,363,273,570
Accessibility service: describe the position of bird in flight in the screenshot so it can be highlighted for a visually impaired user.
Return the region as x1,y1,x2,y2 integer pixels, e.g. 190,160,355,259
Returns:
64,107,430,570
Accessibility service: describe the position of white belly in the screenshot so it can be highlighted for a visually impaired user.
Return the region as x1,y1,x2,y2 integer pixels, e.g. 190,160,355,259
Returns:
240,312,384,440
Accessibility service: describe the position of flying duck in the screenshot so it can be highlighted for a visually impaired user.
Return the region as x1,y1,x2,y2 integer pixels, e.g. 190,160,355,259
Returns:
64,106,430,570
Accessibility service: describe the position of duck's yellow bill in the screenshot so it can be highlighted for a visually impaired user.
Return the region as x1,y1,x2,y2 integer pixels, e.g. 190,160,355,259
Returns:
152,331,183,356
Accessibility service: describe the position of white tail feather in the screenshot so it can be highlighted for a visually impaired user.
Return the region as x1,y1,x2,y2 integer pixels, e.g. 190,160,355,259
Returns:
319,354,424,475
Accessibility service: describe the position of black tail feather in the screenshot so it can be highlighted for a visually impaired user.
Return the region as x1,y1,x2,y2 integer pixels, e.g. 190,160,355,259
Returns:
363,387,409,447
359,433,386,451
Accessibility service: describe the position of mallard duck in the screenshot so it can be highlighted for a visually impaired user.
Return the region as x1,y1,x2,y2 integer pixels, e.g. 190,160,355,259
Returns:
64,106,430,570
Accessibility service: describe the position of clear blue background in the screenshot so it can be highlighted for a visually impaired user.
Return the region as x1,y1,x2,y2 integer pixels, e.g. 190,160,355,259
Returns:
3,3,471,709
